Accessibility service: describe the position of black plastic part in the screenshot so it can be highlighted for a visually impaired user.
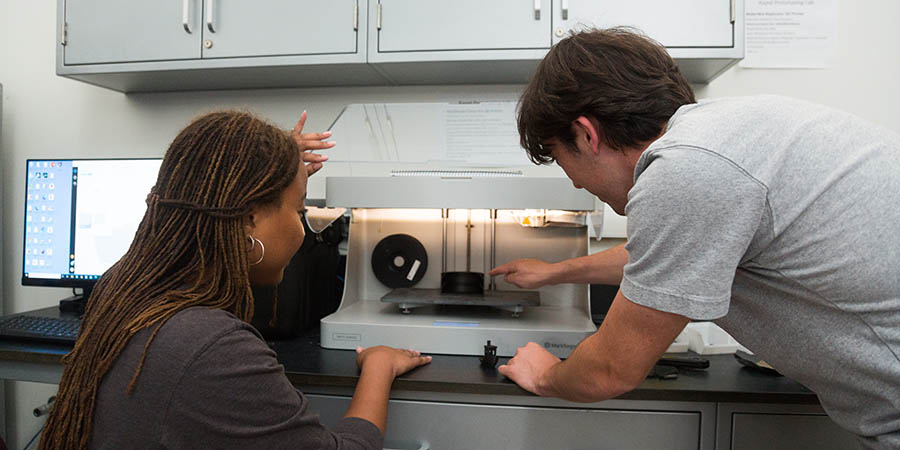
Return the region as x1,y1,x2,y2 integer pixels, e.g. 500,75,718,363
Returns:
58,286,92,316
656,355,710,370
480,340,498,369
647,365,679,380
734,351,782,376
440,271,484,295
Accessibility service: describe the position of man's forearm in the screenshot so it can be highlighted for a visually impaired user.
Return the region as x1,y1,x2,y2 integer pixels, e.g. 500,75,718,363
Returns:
550,243,627,286
536,332,636,403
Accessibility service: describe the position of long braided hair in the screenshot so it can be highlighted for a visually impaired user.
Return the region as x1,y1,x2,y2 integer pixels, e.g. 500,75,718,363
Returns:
39,111,300,450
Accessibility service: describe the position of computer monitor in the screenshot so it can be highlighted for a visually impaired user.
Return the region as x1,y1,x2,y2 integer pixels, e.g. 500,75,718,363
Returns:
21,158,162,303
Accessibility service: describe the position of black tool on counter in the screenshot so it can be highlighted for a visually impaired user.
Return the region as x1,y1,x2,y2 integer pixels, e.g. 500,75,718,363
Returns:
734,350,782,376
480,340,498,369
656,355,710,370
647,365,679,380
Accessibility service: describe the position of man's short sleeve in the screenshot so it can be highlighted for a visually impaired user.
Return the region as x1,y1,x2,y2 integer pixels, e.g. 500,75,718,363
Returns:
622,147,769,320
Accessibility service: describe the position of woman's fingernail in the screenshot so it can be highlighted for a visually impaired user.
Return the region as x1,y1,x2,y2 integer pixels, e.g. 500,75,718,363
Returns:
324,131,332,136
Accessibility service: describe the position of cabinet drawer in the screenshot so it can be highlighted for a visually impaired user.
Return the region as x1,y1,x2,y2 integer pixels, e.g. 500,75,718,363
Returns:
307,394,702,450
730,413,860,450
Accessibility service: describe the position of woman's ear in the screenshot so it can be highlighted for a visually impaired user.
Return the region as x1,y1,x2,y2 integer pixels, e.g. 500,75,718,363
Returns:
243,213,257,236
572,116,602,155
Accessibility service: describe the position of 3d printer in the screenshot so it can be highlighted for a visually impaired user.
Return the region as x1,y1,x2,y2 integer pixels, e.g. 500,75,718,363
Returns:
310,102,598,357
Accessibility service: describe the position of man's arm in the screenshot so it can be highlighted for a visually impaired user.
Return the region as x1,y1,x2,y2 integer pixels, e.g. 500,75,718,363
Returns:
489,243,627,289
499,290,688,402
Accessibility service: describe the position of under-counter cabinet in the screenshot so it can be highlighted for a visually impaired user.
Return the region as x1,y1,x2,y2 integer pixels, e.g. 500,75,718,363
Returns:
716,403,861,450
57,0,383,91
307,394,713,450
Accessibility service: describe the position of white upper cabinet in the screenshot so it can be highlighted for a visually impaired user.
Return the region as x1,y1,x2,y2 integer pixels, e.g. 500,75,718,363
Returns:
372,0,551,55
56,0,743,92
62,0,201,65
368,0,552,84
552,0,735,48
201,0,361,59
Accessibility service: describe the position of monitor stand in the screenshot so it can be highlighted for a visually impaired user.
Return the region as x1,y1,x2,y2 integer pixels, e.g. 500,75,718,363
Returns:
58,286,93,316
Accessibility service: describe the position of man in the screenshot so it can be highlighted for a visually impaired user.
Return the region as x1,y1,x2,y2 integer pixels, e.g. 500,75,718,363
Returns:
490,28,900,448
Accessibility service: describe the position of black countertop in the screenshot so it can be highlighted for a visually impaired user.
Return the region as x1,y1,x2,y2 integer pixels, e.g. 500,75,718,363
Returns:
272,327,819,405
0,325,819,405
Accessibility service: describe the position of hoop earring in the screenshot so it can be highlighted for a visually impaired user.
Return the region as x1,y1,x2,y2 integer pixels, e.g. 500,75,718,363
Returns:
247,235,265,266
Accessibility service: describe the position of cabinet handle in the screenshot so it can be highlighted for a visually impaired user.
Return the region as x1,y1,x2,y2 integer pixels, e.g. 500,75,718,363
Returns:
534,0,541,20
182,0,192,34
206,0,216,33
730,0,736,24
561,0,569,20
383,442,430,450
376,3,382,30
353,0,359,31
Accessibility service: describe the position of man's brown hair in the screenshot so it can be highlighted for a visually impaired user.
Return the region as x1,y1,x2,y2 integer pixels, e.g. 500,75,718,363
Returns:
518,27,696,164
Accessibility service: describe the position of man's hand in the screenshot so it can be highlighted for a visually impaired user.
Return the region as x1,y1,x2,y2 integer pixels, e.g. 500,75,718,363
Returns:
489,258,557,289
291,110,335,176
498,342,561,396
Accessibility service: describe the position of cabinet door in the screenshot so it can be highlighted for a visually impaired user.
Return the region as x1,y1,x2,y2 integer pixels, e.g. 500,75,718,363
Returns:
62,0,201,65
201,0,362,59
374,0,551,53
553,0,734,48
307,395,702,450
730,414,860,450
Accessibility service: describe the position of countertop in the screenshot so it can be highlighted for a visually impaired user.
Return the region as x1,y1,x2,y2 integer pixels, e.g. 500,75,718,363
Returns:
0,325,819,405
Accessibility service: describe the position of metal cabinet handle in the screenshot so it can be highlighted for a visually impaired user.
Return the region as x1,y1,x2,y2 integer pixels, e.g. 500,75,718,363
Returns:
182,0,192,34
206,0,216,33
353,0,359,31
376,3,382,30
562,0,569,20
383,442,430,450
730,0,736,24
534,0,541,20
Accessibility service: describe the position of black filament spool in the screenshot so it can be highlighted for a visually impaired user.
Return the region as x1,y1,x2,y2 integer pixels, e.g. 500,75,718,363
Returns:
440,271,485,295
371,234,428,288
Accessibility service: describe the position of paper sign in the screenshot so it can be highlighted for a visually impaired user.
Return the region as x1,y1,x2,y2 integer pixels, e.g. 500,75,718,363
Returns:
741,0,837,69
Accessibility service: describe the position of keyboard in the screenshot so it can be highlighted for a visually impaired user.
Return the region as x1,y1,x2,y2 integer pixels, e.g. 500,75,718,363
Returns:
0,314,80,344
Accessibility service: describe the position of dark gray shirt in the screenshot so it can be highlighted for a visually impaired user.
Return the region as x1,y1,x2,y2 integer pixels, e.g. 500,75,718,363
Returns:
90,306,382,449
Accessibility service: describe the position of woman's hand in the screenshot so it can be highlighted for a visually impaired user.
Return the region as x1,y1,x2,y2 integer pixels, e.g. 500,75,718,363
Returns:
291,110,335,177
356,346,432,377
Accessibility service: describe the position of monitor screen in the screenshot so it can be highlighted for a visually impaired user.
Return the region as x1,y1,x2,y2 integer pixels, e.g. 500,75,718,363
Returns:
22,158,162,288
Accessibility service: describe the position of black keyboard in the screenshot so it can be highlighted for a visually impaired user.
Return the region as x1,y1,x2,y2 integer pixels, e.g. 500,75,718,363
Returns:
0,314,80,344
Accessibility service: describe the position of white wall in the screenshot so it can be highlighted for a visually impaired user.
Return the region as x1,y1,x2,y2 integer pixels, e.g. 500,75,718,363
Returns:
2,0,899,447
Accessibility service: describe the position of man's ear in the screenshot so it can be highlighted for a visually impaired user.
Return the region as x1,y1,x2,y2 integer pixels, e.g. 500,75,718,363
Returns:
572,116,602,155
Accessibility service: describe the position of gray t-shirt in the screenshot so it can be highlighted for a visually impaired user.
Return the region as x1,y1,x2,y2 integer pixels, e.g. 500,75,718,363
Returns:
90,306,382,450
621,95,900,449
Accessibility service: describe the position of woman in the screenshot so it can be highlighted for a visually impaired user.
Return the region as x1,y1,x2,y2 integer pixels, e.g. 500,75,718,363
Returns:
39,111,430,450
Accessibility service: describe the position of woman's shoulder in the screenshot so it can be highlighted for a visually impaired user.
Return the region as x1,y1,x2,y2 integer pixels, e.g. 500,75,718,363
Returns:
152,306,262,356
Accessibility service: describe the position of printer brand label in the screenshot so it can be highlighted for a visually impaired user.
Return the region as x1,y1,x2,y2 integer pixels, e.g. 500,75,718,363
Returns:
332,333,361,342
543,342,576,351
